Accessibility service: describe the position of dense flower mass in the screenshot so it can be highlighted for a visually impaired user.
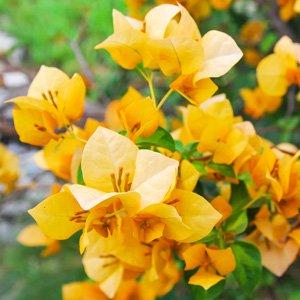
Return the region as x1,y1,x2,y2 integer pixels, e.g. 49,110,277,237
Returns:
8,2,300,300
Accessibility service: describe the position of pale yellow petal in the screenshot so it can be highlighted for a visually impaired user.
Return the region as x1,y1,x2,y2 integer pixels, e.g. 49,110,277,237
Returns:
194,30,243,81
28,65,69,99
145,4,180,39
131,150,179,208
17,224,52,246
67,184,140,215
81,127,138,191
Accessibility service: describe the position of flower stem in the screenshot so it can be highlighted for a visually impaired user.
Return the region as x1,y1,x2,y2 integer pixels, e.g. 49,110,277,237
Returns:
137,67,156,105
157,89,173,109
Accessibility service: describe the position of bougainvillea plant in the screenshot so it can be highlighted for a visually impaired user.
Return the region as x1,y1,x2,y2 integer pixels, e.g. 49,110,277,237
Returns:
7,3,300,300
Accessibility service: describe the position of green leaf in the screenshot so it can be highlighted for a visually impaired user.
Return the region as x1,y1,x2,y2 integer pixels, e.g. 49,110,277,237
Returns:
207,162,235,178
192,161,208,176
259,32,277,53
232,241,262,295
223,211,248,234
238,172,253,186
136,127,175,151
77,164,85,185
229,182,250,210
191,280,226,300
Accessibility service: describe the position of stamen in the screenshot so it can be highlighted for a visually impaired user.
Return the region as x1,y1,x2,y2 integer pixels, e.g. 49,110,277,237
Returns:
34,124,47,132
42,92,48,100
117,167,123,189
166,198,180,205
99,254,114,258
103,260,118,268
110,173,119,192
48,90,58,108
131,123,141,134
124,172,131,191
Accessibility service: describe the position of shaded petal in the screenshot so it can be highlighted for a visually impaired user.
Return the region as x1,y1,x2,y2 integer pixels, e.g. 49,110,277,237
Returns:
131,150,179,208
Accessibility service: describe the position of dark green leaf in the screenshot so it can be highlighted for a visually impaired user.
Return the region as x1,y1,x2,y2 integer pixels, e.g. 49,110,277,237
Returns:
232,241,262,295
230,182,250,210
223,211,248,234
136,127,175,151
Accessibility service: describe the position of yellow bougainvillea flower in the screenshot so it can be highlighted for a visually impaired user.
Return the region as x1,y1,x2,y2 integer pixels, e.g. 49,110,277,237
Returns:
140,239,181,297
96,4,242,104
257,36,300,97
0,143,19,194
182,244,236,290
62,281,108,300
240,87,282,119
83,229,150,298
239,20,265,46
267,149,300,217
246,206,299,276
171,76,218,105
278,0,300,21
104,87,161,140
28,127,178,241
9,65,85,146
17,224,60,257
185,95,254,165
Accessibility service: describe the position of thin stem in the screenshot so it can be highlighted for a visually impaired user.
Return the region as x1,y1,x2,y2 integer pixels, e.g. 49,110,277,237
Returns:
217,227,225,249
157,89,173,110
137,67,156,105
148,73,156,104
243,197,259,210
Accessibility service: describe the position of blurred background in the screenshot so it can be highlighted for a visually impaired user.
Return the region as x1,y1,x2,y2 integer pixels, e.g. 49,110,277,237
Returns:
0,0,299,299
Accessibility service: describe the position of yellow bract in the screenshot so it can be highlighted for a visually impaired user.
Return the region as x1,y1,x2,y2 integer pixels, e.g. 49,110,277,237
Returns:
17,224,60,257
247,206,299,276
104,87,161,140
257,36,300,97
0,144,19,194
182,244,236,289
96,3,242,104
9,66,85,146
240,87,282,119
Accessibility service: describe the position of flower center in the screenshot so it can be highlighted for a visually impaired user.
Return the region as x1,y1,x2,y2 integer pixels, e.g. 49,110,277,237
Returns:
110,167,132,192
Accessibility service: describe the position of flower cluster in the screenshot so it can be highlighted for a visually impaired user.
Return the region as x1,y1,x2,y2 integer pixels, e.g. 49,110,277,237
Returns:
10,3,300,300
